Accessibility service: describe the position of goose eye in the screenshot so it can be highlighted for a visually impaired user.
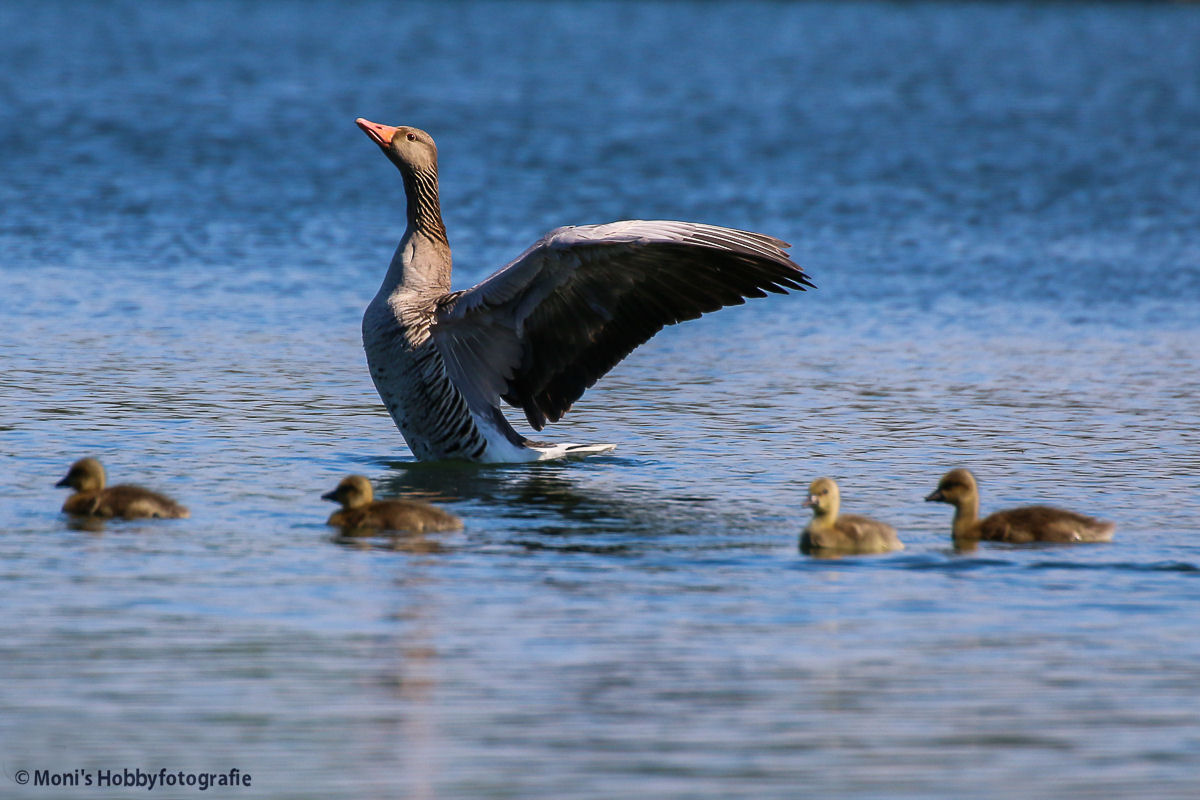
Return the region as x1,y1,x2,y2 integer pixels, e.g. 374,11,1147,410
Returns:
406,132,417,141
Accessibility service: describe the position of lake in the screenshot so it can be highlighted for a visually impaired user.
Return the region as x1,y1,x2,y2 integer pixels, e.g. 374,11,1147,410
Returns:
2,1,1199,797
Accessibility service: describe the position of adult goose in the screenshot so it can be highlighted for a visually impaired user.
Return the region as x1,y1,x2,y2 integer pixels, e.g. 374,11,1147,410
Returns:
56,458,190,519
321,475,463,533
925,468,1116,545
801,477,904,555
355,119,812,462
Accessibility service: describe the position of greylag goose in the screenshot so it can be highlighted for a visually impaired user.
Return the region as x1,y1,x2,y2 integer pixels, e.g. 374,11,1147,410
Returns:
801,477,904,555
56,458,189,519
322,474,463,533
925,468,1116,544
355,119,812,462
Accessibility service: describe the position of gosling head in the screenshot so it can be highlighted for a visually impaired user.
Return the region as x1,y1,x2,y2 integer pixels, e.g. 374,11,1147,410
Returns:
355,118,439,176
55,458,106,493
925,468,978,508
321,475,375,510
803,477,841,518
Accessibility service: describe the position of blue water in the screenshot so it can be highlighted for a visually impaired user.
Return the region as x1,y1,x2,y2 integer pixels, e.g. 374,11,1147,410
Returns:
3,1,1200,797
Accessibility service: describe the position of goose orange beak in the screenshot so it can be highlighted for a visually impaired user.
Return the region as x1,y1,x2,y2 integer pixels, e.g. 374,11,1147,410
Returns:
356,118,399,148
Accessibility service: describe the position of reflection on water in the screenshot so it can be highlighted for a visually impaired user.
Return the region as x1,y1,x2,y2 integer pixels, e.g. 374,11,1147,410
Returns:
331,529,448,554
378,460,745,550
3,1,1200,798
63,516,108,534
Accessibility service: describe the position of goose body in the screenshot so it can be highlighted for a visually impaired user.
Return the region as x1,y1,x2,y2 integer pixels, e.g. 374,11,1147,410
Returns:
56,458,189,519
356,119,812,463
801,477,904,555
322,475,463,533
925,468,1115,544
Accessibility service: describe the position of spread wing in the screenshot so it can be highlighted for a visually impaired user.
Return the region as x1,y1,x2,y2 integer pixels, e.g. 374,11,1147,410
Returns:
430,220,813,431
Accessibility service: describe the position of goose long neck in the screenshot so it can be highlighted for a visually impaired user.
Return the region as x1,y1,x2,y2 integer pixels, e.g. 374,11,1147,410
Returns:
381,164,452,298
403,165,448,245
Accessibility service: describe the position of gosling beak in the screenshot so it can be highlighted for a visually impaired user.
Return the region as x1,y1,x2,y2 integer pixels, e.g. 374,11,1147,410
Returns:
55,475,71,488
320,489,339,503
925,489,945,503
802,495,817,509
356,117,399,148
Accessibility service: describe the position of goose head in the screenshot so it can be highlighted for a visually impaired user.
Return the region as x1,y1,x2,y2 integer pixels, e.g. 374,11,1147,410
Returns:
355,118,439,176
56,458,105,493
321,475,375,509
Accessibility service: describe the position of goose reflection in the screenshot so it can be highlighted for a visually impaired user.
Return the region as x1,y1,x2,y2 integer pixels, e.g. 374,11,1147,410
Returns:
374,459,764,555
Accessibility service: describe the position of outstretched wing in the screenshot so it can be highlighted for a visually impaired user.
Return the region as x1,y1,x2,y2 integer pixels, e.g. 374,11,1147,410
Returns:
430,220,812,431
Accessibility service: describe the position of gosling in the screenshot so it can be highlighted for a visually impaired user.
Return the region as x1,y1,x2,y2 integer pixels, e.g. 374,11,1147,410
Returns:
801,477,904,555
56,457,190,519
321,475,462,533
925,468,1115,544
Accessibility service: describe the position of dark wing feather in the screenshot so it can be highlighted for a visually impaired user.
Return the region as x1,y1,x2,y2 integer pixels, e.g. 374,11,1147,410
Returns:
431,220,812,431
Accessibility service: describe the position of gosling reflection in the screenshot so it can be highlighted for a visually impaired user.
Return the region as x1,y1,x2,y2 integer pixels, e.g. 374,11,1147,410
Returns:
332,530,448,554
925,468,1116,546
65,515,108,534
56,458,189,520
800,477,904,556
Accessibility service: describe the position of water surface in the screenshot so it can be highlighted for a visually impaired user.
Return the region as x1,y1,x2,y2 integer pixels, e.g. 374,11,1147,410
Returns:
2,1,1200,798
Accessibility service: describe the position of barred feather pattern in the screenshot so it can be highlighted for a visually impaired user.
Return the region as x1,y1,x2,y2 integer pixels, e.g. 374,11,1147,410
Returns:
363,296,489,461
405,167,447,244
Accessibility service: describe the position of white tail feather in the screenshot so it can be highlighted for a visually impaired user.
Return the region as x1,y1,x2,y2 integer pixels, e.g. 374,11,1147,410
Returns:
532,443,617,461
